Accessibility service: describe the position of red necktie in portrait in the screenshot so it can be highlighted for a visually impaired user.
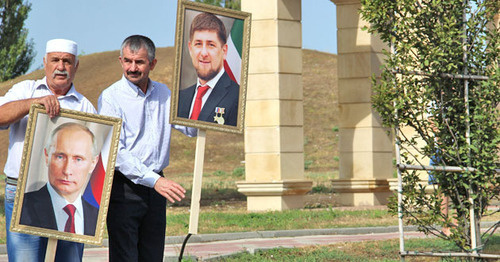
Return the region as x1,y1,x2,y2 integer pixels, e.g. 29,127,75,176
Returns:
190,85,210,120
63,204,76,233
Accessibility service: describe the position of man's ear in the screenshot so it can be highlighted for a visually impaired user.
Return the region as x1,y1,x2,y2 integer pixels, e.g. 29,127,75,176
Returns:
149,58,157,71
188,41,193,55
222,44,228,59
44,148,49,165
90,155,99,174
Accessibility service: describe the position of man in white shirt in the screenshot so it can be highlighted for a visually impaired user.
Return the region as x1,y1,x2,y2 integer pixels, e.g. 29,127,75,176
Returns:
99,35,196,262
0,39,96,262
20,122,99,236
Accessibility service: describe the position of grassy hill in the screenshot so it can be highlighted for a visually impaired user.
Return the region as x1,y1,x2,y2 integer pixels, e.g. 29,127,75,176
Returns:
0,48,338,177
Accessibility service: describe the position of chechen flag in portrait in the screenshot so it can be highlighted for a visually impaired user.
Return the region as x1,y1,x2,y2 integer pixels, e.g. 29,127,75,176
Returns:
223,18,243,84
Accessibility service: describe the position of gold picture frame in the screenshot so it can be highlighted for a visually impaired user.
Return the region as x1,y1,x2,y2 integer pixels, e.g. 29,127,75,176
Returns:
10,104,121,245
170,0,251,134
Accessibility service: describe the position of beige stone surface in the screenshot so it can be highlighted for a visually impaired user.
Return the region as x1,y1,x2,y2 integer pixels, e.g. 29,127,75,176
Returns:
245,126,303,153
242,0,301,21
277,20,302,47
246,74,303,100
279,126,304,152
245,127,281,152
337,78,372,103
280,100,304,126
336,191,394,206
278,47,303,74
248,47,280,73
338,152,394,179
245,100,304,126
277,0,302,20
245,100,280,126
279,153,305,179
236,177,314,211
332,177,394,206
246,195,305,211
240,0,310,210
249,47,302,74
242,0,277,20
332,0,394,206
338,103,381,128
236,180,313,195
339,127,392,152
250,20,279,47
337,28,387,53
337,52,384,79
332,179,391,192
245,153,282,181
245,153,304,181
250,20,302,48
335,2,369,29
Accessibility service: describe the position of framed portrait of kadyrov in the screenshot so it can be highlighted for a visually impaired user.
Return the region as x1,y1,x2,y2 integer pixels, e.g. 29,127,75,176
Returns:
170,0,251,134
10,104,122,245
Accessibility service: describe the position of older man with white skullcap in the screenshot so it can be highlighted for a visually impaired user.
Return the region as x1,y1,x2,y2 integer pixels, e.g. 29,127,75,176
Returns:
0,39,96,262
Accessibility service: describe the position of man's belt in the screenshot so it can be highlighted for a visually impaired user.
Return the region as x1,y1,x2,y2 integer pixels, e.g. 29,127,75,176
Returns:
5,176,18,186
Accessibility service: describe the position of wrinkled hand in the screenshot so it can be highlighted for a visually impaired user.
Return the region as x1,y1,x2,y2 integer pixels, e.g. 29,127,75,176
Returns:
153,177,186,203
33,95,60,118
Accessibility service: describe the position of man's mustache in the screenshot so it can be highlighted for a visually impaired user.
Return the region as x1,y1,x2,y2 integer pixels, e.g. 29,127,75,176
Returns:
53,70,69,79
127,71,140,76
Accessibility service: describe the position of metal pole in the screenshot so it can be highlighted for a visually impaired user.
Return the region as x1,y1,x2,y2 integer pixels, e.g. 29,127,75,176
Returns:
391,39,405,261
397,164,500,174
401,251,500,259
391,69,489,81
395,126,405,262
462,0,478,254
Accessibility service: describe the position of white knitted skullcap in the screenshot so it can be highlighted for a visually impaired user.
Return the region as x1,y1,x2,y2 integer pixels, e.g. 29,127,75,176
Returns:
46,39,78,56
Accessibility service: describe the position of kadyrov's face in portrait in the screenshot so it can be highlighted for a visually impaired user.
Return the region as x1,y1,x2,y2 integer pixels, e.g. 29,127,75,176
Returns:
188,29,228,85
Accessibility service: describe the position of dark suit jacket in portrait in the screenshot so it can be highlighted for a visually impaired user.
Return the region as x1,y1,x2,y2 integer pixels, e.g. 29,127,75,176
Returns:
20,184,98,236
178,71,240,126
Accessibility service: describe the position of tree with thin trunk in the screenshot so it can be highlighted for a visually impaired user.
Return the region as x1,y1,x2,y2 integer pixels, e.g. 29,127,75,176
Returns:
0,0,35,82
360,0,499,253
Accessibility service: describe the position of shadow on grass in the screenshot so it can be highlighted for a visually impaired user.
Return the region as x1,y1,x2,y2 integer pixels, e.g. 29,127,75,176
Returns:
171,188,246,207
218,235,500,261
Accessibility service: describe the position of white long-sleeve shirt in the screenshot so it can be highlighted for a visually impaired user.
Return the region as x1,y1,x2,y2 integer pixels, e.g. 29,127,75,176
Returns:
0,77,96,179
98,76,196,188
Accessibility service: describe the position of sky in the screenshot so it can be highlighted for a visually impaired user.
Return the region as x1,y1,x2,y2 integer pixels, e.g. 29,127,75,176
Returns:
24,0,337,73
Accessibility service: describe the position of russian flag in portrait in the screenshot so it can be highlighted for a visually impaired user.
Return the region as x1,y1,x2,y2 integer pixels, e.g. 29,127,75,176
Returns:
83,132,111,209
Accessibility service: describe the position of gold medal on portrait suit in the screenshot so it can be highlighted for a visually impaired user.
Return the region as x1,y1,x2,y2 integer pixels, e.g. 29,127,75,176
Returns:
214,107,225,125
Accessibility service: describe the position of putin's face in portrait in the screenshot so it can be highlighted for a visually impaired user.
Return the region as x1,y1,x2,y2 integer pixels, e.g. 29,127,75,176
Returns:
44,123,98,203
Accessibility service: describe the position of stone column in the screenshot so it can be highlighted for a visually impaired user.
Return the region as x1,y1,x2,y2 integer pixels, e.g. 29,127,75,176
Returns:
237,0,312,211
330,0,394,206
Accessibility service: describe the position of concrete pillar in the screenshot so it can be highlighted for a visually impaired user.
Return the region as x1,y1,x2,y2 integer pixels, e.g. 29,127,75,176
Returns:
237,0,312,211
330,0,394,206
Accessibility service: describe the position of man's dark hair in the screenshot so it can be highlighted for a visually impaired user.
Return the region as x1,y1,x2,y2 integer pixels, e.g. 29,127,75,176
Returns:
120,35,156,62
189,12,227,45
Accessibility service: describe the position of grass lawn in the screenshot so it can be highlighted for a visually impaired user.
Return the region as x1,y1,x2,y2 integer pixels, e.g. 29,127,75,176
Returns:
208,236,500,262
166,208,394,236
0,172,499,261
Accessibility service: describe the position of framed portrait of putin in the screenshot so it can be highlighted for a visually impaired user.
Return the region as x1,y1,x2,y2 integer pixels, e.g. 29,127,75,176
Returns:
10,104,122,245
170,0,251,134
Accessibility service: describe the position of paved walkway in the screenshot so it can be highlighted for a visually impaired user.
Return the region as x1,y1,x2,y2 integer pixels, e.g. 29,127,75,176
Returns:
0,226,429,261
85,231,428,262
